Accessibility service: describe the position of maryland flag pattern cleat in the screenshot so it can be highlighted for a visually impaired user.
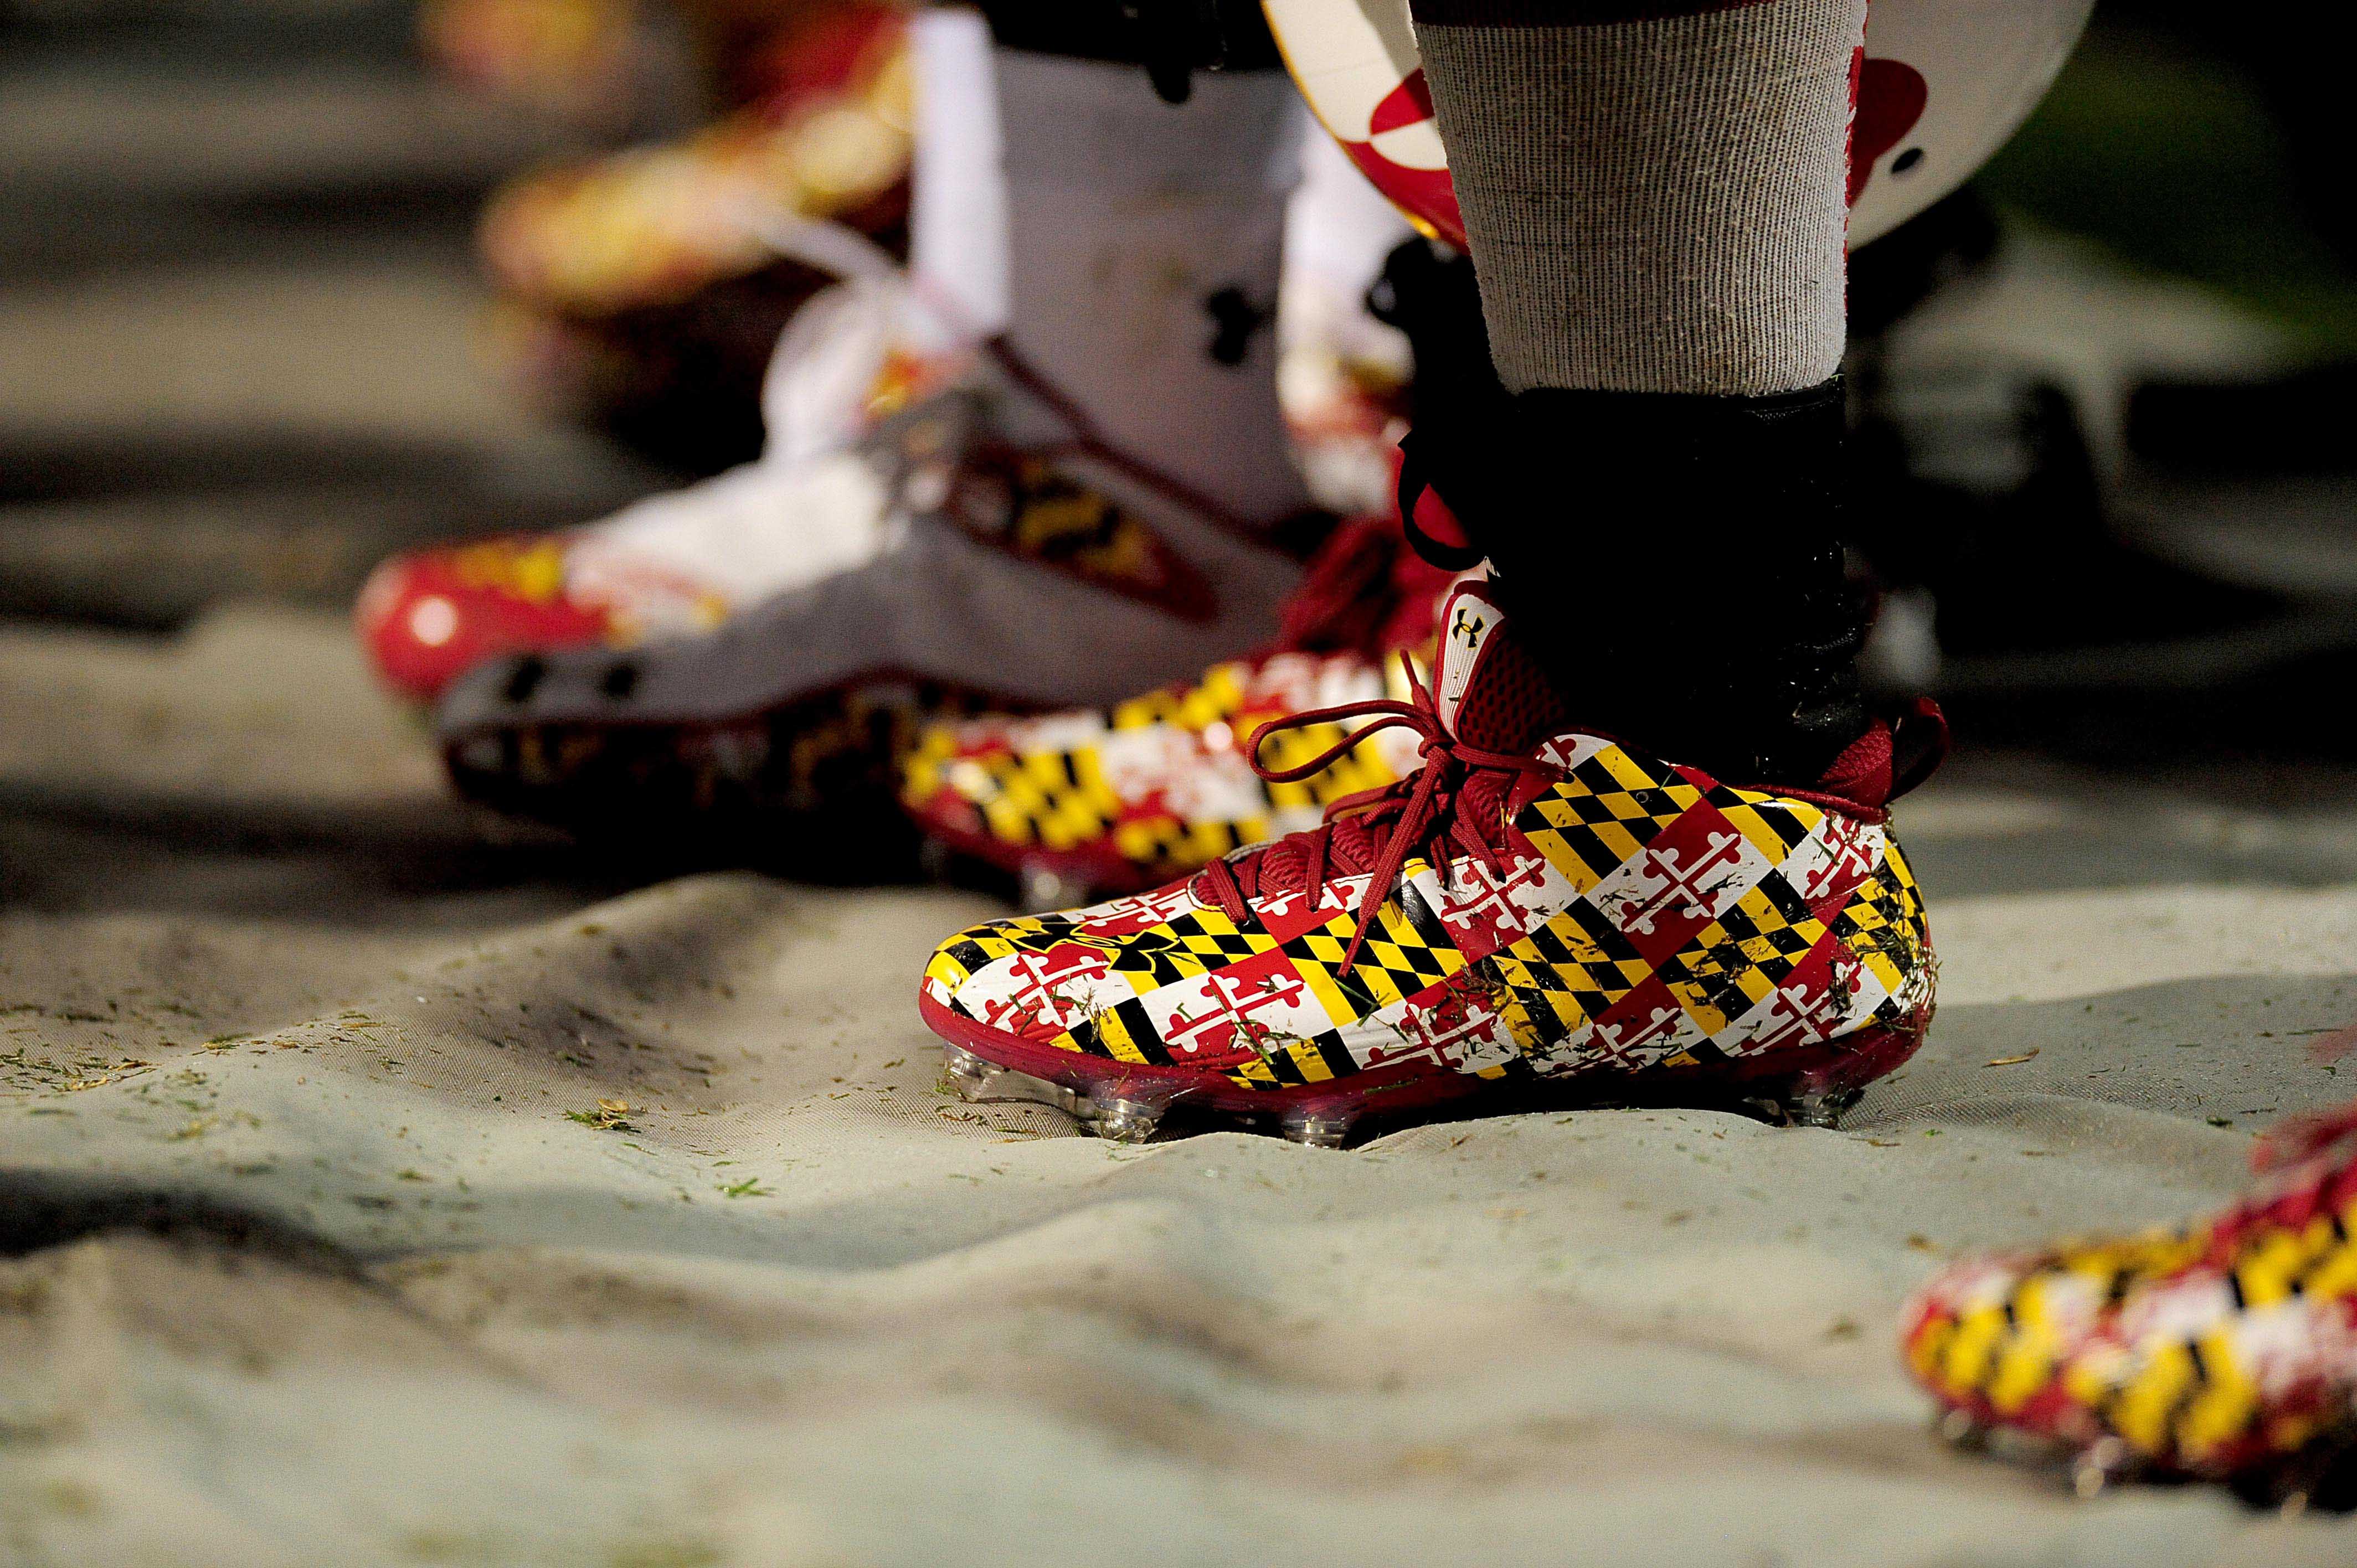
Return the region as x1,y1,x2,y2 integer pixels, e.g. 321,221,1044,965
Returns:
1905,1100,2357,1508
476,1,909,322
419,0,639,118
357,528,730,705
899,513,1453,909
917,580,1940,1146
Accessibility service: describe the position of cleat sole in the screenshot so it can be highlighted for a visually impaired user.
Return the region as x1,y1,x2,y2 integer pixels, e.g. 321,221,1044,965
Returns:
921,994,1929,1146
1936,1408,1990,1452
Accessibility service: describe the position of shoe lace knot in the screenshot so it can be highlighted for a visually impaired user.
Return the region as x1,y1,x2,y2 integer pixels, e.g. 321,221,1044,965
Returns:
1191,657,1554,976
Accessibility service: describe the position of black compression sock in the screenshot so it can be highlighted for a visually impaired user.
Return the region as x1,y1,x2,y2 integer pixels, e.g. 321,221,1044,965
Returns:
1407,378,1867,784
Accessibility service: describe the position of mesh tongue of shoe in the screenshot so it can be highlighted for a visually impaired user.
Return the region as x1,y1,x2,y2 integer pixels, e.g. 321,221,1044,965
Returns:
1432,579,1572,754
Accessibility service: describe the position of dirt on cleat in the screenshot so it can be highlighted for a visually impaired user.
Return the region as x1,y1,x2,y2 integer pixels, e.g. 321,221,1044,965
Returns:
916,580,1943,1144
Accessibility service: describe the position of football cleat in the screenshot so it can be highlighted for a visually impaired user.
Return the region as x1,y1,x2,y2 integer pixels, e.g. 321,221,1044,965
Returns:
360,275,941,704
918,578,1942,1145
1905,1100,2357,1507
476,1,910,468
434,335,1308,850
477,2,909,320
899,511,1453,909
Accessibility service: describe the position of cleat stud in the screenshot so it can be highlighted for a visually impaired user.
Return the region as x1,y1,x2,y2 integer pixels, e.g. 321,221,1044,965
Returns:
1279,1108,1352,1148
939,1046,1084,1119
1090,1096,1164,1143
916,837,954,883
1937,1409,1990,1451
1017,864,1090,915
2072,1437,2129,1499
942,1043,992,1101
1788,1086,1862,1129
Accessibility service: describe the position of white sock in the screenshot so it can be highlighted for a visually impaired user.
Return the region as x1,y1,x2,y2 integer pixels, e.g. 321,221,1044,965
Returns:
621,39,1316,609
992,48,1313,527
752,10,1004,463
908,8,1008,343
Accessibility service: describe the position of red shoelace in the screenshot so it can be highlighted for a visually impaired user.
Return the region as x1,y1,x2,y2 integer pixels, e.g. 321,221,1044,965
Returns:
1193,658,1555,975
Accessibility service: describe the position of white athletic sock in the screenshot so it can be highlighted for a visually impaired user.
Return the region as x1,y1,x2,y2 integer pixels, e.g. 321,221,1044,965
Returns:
908,7,1009,343
992,47,1314,527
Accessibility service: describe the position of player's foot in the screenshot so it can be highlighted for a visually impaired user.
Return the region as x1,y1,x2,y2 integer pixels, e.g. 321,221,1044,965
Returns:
433,338,1310,851
1905,1100,2357,1507
474,1,909,466
918,578,1943,1145
899,510,1453,909
478,1,907,318
359,276,935,703
419,0,640,120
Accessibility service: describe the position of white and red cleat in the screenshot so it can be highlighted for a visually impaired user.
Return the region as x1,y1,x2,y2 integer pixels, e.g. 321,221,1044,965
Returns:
431,331,1310,844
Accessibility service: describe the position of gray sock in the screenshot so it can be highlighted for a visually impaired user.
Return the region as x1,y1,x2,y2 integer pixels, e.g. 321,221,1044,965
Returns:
1409,0,1866,395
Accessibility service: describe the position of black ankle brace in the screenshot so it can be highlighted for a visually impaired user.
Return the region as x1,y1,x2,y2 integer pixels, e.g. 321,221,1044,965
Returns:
1402,378,1868,784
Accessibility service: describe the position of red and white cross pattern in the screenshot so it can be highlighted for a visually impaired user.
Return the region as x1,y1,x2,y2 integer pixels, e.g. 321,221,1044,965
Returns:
1773,813,1885,907
1587,805,1774,962
956,940,1134,1035
1548,974,1710,1072
1254,870,1375,933
1344,984,1519,1076
1140,947,1327,1071
1411,850,1577,961
1079,880,1206,938
1532,731,1610,773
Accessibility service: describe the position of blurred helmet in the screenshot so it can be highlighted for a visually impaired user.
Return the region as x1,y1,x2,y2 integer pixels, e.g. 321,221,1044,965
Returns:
1263,0,2096,251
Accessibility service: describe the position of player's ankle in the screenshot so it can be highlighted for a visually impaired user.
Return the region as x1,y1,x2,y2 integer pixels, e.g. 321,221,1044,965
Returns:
1407,378,1867,784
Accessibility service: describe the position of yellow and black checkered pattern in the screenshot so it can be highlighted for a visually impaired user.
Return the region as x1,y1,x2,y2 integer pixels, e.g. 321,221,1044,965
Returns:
1830,854,1929,1000
1656,883,1831,1038
1518,752,1704,885
899,654,1417,878
1280,885,1469,1013
1458,902,1650,1053
1907,1161,2357,1474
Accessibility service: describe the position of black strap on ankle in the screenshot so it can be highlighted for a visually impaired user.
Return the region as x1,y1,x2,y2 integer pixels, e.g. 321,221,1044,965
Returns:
1403,377,1872,783
976,0,1283,101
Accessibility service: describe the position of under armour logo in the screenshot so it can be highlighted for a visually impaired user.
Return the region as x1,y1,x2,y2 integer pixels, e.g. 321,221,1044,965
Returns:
1452,608,1486,646
1203,288,1274,367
